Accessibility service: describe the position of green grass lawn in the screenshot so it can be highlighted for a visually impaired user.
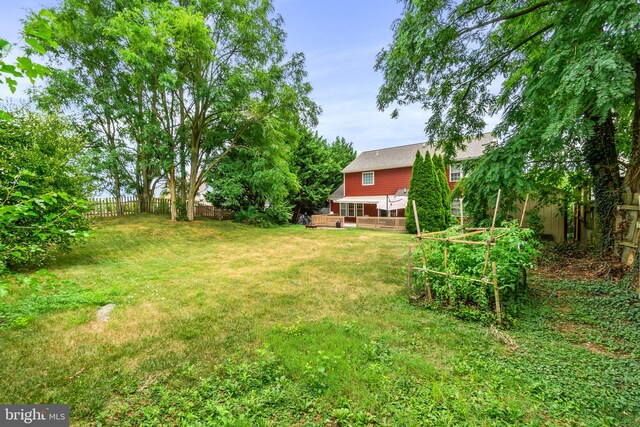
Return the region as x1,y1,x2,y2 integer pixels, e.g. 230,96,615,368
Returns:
1,215,639,426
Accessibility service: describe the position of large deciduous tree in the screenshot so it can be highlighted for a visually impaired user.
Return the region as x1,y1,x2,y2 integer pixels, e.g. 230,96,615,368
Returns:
376,0,640,252
107,0,317,222
33,0,317,222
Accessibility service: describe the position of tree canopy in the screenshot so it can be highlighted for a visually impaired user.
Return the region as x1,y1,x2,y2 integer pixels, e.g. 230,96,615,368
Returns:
376,0,640,250
32,0,319,222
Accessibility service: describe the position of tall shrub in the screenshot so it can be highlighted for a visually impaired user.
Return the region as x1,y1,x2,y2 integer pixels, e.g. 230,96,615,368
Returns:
433,154,453,227
407,151,448,233
405,151,424,234
0,112,91,270
421,152,446,231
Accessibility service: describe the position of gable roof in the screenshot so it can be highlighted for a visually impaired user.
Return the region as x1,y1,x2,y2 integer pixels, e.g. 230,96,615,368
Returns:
329,183,344,201
342,133,495,173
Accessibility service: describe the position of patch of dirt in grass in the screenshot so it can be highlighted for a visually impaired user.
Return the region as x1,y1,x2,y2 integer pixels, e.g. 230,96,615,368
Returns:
536,245,626,281
79,302,167,345
553,320,623,357
583,341,610,355
555,321,580,335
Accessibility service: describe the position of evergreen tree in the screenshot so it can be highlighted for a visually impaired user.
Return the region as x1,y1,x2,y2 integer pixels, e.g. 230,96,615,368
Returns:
406,151,446,233
405,151,424,234
421,152,444,232
433,154,453,227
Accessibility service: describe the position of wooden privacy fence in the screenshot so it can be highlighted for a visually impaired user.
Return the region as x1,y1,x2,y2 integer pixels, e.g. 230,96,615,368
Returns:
356,216,406,231
615,192,640,266
86,197,234,220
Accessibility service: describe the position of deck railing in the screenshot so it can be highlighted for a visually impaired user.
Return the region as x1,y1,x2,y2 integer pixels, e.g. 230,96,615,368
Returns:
356,216,406,231
311,215,344,227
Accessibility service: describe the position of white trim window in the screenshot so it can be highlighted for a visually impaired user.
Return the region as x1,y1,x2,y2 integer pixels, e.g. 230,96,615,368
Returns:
362,171,374,186
451,198,463,217
340,203,364,217
449,163,463,182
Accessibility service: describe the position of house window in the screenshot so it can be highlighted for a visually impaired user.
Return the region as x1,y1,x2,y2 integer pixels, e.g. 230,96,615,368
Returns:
362,171,374,186
340,203,364,217
451,198,463,218
379,209,397,217
449,163,463,182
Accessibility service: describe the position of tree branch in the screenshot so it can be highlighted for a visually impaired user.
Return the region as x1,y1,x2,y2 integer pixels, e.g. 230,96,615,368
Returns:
459,23,554,100
457,1,552,37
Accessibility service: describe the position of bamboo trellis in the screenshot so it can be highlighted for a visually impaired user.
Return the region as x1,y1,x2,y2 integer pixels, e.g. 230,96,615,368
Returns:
406,190,527,326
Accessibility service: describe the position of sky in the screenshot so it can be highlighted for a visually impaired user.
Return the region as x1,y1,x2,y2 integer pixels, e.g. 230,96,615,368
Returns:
1,0,497,154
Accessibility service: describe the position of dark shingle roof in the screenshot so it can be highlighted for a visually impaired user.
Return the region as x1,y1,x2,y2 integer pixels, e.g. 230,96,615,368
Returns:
329,183,344,201
342,133,494,173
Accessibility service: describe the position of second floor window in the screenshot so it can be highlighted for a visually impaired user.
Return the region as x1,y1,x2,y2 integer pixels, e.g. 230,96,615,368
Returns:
449,163,463,182
362,171,374,186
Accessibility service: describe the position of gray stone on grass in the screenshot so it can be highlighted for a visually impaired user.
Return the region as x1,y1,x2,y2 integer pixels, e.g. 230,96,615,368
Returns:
96,304,116,322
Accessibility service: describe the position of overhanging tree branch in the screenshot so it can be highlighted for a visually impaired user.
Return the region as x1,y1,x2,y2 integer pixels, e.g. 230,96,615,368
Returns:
459,23,554,100
457,1,552,37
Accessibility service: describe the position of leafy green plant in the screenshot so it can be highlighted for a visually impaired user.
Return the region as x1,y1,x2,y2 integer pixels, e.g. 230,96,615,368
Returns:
0,111,92,270
411,221,539,322
526,210,544,237
0,172,91,269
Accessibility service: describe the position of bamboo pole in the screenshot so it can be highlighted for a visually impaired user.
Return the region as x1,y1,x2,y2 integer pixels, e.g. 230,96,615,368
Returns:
492,262,502,326
420,248,433,302
520,193,530,227
407,246,412,301
412,200,422,237
460,197,465,229
482,189,502,277
444,246,453,305
416,268,488,284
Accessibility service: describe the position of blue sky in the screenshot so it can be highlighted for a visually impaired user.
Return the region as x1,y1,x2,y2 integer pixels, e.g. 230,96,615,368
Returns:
1,0,493,153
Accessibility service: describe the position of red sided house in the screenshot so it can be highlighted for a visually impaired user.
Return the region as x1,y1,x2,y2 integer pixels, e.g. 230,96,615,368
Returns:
329,134,492,222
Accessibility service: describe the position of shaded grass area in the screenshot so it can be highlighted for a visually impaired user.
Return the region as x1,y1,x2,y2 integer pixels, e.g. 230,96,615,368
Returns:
0,215,638,426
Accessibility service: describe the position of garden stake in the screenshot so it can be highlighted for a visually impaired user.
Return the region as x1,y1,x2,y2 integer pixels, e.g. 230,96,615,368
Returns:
407,246,412,302
444,246,452,305
460,197,465,229
412,199,422,237
520,193,529,227
482,189,501,277
492,262,502,326
420,246,433,302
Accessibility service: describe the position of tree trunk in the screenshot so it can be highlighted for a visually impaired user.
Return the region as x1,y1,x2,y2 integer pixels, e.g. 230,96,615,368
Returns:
584,111,620,253
169,164,177,222
141,169,150,213
113,168,123,216
187,154,198,222
180,146,187,205
626,58,640,192
187,187,196,222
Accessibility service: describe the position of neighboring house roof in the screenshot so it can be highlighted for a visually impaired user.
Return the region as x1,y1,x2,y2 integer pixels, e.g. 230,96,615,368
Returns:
329,183,344,201
342,133,495,173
